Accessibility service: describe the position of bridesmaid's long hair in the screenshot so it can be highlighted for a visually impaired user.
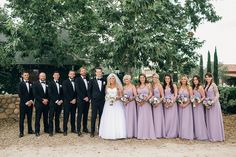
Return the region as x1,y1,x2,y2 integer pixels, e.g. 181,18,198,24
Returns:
204,72,213,91
191,75,201,90
163,74,174,94
137,73,149,87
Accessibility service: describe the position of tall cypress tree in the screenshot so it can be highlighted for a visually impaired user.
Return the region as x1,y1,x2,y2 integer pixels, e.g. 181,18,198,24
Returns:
213,47,219,85
199,55,204,83
207,51,212,73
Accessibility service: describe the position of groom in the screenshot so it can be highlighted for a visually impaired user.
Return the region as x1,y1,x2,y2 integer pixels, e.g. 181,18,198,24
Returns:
88,67,106,137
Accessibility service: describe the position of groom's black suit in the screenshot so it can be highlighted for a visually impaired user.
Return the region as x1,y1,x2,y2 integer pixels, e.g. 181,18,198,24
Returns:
88,77,106,134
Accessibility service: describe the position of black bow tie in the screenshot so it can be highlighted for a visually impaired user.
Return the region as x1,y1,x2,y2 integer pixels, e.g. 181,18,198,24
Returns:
25,81,29,83
97,78,102,81
41,81,46,84
55,81,59,83
70,79,74,82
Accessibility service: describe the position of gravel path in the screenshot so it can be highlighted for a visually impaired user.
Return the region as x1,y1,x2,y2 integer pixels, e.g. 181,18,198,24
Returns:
0,115,235,157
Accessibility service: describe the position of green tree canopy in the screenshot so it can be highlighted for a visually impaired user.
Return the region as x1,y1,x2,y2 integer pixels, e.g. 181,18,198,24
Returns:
2,0,220,74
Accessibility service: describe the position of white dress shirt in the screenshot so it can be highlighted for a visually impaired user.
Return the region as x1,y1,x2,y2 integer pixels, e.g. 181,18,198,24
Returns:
96,78,102,91
24,80,30,93
54,80,60,94
70,78,75,91
81,75,88,90
40,80,46,93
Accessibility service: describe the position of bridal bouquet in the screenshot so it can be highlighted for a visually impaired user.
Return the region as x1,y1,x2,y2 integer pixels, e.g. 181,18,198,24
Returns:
121,94,130,103
203,97,214,109
105,95,117,106
135,94,146,105
163,97,174,108
177,94,189,105
149,96,162,106
190,96,201,108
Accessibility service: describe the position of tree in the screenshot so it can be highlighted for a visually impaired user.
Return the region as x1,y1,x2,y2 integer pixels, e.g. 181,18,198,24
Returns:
3,0,220,74
0,7,15,67
199,54,204,83
214,47,219,85
207,51,212,73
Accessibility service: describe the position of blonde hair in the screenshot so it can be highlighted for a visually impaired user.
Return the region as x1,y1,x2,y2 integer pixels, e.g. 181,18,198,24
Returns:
123,74,131,82
106,73,123,90
179,74,191,92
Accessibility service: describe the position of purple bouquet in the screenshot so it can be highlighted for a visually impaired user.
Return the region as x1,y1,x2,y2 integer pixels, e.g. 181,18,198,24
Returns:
203,98,214,109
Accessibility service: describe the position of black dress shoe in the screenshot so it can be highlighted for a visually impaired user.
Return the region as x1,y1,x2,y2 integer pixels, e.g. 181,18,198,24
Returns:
78,132,83,137
28,130,35,134
19,133,24,138
44,130,49,134
63,132,67,136
49,133,53,137
83,129,89,133
56,130,63,133
36,133,40,137
71,130,77,134
90,133,95,138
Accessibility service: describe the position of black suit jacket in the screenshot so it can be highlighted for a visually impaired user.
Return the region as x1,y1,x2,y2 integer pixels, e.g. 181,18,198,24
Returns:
75,75,89,102
18,81,34,106
33,81,49,106
48,80,63,104
88,78,106,102
62,78,77,103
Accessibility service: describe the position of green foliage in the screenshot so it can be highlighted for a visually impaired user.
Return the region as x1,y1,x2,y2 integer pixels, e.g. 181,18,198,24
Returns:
214,47,219,85
219,87,236,114
199,54,204,83
207,51,212,73
1,0,221,75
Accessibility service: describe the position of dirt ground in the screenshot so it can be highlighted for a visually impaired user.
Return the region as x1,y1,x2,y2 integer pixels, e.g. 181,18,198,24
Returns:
0,115,235,157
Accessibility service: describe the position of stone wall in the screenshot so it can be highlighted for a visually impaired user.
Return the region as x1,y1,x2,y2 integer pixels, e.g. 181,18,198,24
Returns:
0,94,20,119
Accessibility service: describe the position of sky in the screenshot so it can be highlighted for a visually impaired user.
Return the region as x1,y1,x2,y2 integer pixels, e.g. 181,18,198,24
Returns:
0,0,235,65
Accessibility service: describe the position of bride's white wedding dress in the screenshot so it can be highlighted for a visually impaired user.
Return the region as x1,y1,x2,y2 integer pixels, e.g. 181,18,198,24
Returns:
99,87,127,139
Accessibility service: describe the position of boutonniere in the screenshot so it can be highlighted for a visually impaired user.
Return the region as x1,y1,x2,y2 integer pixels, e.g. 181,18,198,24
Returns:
46,85,48,87
60,85,62,88
103,81,106,85
29,84,32,87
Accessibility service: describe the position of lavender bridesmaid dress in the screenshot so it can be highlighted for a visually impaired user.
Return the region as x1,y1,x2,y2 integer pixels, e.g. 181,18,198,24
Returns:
193,89,208,140
178,88,194,140
137,86,156,139
163,87,179,138
205,84,225,141
153,87,165,138
123,88,138,138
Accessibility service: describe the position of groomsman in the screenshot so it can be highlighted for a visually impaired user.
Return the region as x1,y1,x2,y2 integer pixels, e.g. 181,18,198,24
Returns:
18,71,34,138
48,71,63,136
75,67,90,136
62,70,77,136
33,72,49,137
88,67,106,137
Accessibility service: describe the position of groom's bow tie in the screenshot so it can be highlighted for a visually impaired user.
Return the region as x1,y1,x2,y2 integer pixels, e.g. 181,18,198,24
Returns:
41,81,46,84
24,81,29,83
96,78,102,81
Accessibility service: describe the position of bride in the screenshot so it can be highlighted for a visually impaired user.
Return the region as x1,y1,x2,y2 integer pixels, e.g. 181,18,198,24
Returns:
99,73,127,139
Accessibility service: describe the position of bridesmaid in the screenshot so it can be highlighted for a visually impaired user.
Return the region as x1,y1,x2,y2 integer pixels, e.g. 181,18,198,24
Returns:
191,75,208,140
163,74,179,138
152,73,165,138
136,74,155,139
178,75,194,140
204,72,225,142
123,75,138,138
